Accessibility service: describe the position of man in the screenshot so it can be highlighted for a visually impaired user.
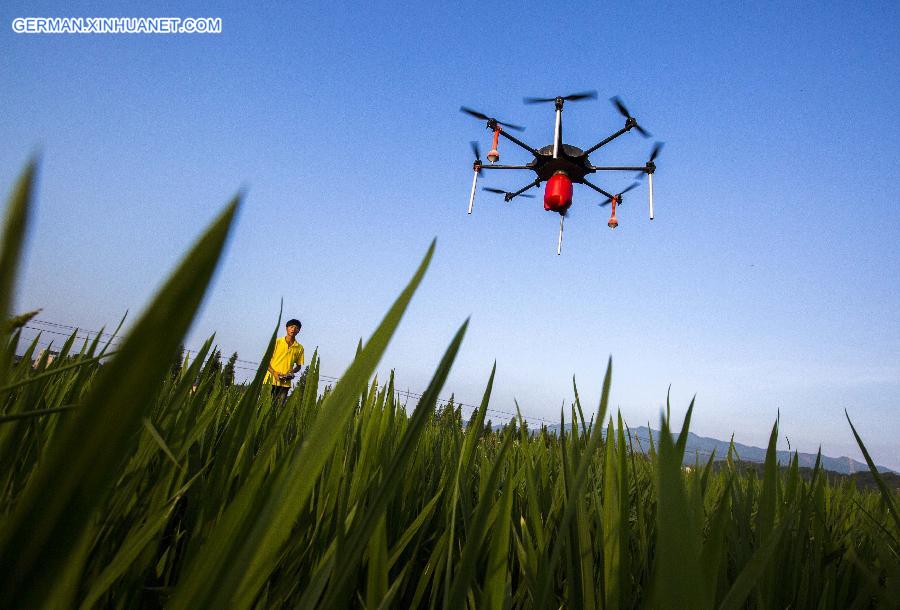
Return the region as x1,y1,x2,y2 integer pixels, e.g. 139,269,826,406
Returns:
265,318,305,405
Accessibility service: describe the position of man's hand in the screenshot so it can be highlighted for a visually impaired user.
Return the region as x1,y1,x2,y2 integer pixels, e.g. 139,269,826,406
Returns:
278,373,295,383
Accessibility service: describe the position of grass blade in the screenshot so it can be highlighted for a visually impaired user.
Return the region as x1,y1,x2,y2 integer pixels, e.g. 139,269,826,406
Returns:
447,430,515,610
649,399,708,609
0,161,35,329
533,357,612,609
718,513,793,610
318,320,469,609
0,196,239,608
0,161,36,389
845,410,900,532
483,474,514,610
171,240,436,610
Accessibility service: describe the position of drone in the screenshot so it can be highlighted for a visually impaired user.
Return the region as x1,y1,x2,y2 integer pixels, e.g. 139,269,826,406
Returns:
462,91,663,254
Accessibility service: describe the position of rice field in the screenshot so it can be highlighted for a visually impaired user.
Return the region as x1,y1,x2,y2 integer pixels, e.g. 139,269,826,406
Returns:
1,164,898,608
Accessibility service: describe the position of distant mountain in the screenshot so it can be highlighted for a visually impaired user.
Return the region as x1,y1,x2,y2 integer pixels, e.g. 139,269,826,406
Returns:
529,423,895,475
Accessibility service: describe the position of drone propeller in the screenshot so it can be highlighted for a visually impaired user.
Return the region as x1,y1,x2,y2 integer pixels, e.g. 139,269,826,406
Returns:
610,96,652,138
635,142,664,179
483,187,535,200
600,182,640,206
470,140,482,161
460,106,525,132
470,141,484,174
523,90,598,104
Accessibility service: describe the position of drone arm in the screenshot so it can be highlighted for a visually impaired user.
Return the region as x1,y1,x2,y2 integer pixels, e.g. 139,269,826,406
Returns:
580,178,615,200
590,166,647,172
496,130,540,156
478,164,533,170
507,179,541,201
583,124,633,156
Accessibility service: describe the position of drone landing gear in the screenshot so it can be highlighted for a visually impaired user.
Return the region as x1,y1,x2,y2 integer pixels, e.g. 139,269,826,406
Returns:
467,141,483,215
467,167,479,214
640,141,662,220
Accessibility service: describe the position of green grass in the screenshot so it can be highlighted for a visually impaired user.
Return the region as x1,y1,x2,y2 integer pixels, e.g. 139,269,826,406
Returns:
1,163,897,608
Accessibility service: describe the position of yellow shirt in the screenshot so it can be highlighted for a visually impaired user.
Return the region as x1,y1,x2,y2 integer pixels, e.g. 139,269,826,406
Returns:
265,336,304,387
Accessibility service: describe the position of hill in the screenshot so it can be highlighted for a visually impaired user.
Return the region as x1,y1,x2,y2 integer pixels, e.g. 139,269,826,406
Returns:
529,423,895,475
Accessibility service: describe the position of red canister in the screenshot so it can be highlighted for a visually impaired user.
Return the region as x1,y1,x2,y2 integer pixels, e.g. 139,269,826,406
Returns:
543,171,573,212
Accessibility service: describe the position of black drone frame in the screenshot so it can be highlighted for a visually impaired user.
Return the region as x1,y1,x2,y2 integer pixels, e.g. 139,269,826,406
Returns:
465,95,661,222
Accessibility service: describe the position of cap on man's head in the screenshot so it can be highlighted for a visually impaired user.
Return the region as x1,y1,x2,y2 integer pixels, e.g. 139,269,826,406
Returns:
286,318,302,329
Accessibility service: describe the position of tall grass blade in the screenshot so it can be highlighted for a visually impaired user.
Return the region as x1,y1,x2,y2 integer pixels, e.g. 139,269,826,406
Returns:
533,357,612,609
171,240,436,610
447,430,515,610
0,161,36,388
0,196,239,608
483,473,514,610
444,362,496,606
757,416,780,543
845,410,900,531
0,404,77,423
0,351,116,394
318,320,469,609
0,161,35,329
650,399,707,609
718,513,793,610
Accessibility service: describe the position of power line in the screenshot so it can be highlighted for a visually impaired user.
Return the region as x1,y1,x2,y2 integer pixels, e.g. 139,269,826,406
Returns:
19,318,556,427
22,321,734,446
15,321,725,457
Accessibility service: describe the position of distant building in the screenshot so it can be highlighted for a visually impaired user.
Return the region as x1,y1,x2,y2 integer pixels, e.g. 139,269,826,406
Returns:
33,348,60,368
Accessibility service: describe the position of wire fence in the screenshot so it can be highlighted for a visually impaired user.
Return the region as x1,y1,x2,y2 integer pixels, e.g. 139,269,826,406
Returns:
17,318,560,427
17,318,729,459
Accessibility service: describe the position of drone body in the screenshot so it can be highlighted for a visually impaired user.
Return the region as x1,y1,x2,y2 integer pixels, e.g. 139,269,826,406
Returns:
462,92,663,254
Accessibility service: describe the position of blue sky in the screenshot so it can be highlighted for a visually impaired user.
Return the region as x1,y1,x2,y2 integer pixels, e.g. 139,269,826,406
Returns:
2,1,898,468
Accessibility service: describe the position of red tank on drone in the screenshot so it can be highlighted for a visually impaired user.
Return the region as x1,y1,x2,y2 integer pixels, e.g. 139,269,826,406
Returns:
543,171,573,213
462,92,663,254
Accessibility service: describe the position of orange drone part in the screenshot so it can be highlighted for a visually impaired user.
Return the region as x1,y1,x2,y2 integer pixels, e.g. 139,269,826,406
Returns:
607,196,619,228
487,126,501,162
543,171,573,213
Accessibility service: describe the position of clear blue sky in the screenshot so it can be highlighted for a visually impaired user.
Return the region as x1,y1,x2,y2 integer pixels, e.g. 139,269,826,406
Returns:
2,1,898,469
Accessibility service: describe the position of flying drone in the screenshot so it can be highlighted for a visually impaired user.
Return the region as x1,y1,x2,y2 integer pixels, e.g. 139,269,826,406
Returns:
462,91,663,254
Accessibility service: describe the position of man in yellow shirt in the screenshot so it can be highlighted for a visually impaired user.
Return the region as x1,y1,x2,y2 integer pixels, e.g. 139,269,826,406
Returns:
265,318,305,404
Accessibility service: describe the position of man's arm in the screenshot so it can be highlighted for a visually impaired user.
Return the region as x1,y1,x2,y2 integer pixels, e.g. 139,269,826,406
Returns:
288,354,304,375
